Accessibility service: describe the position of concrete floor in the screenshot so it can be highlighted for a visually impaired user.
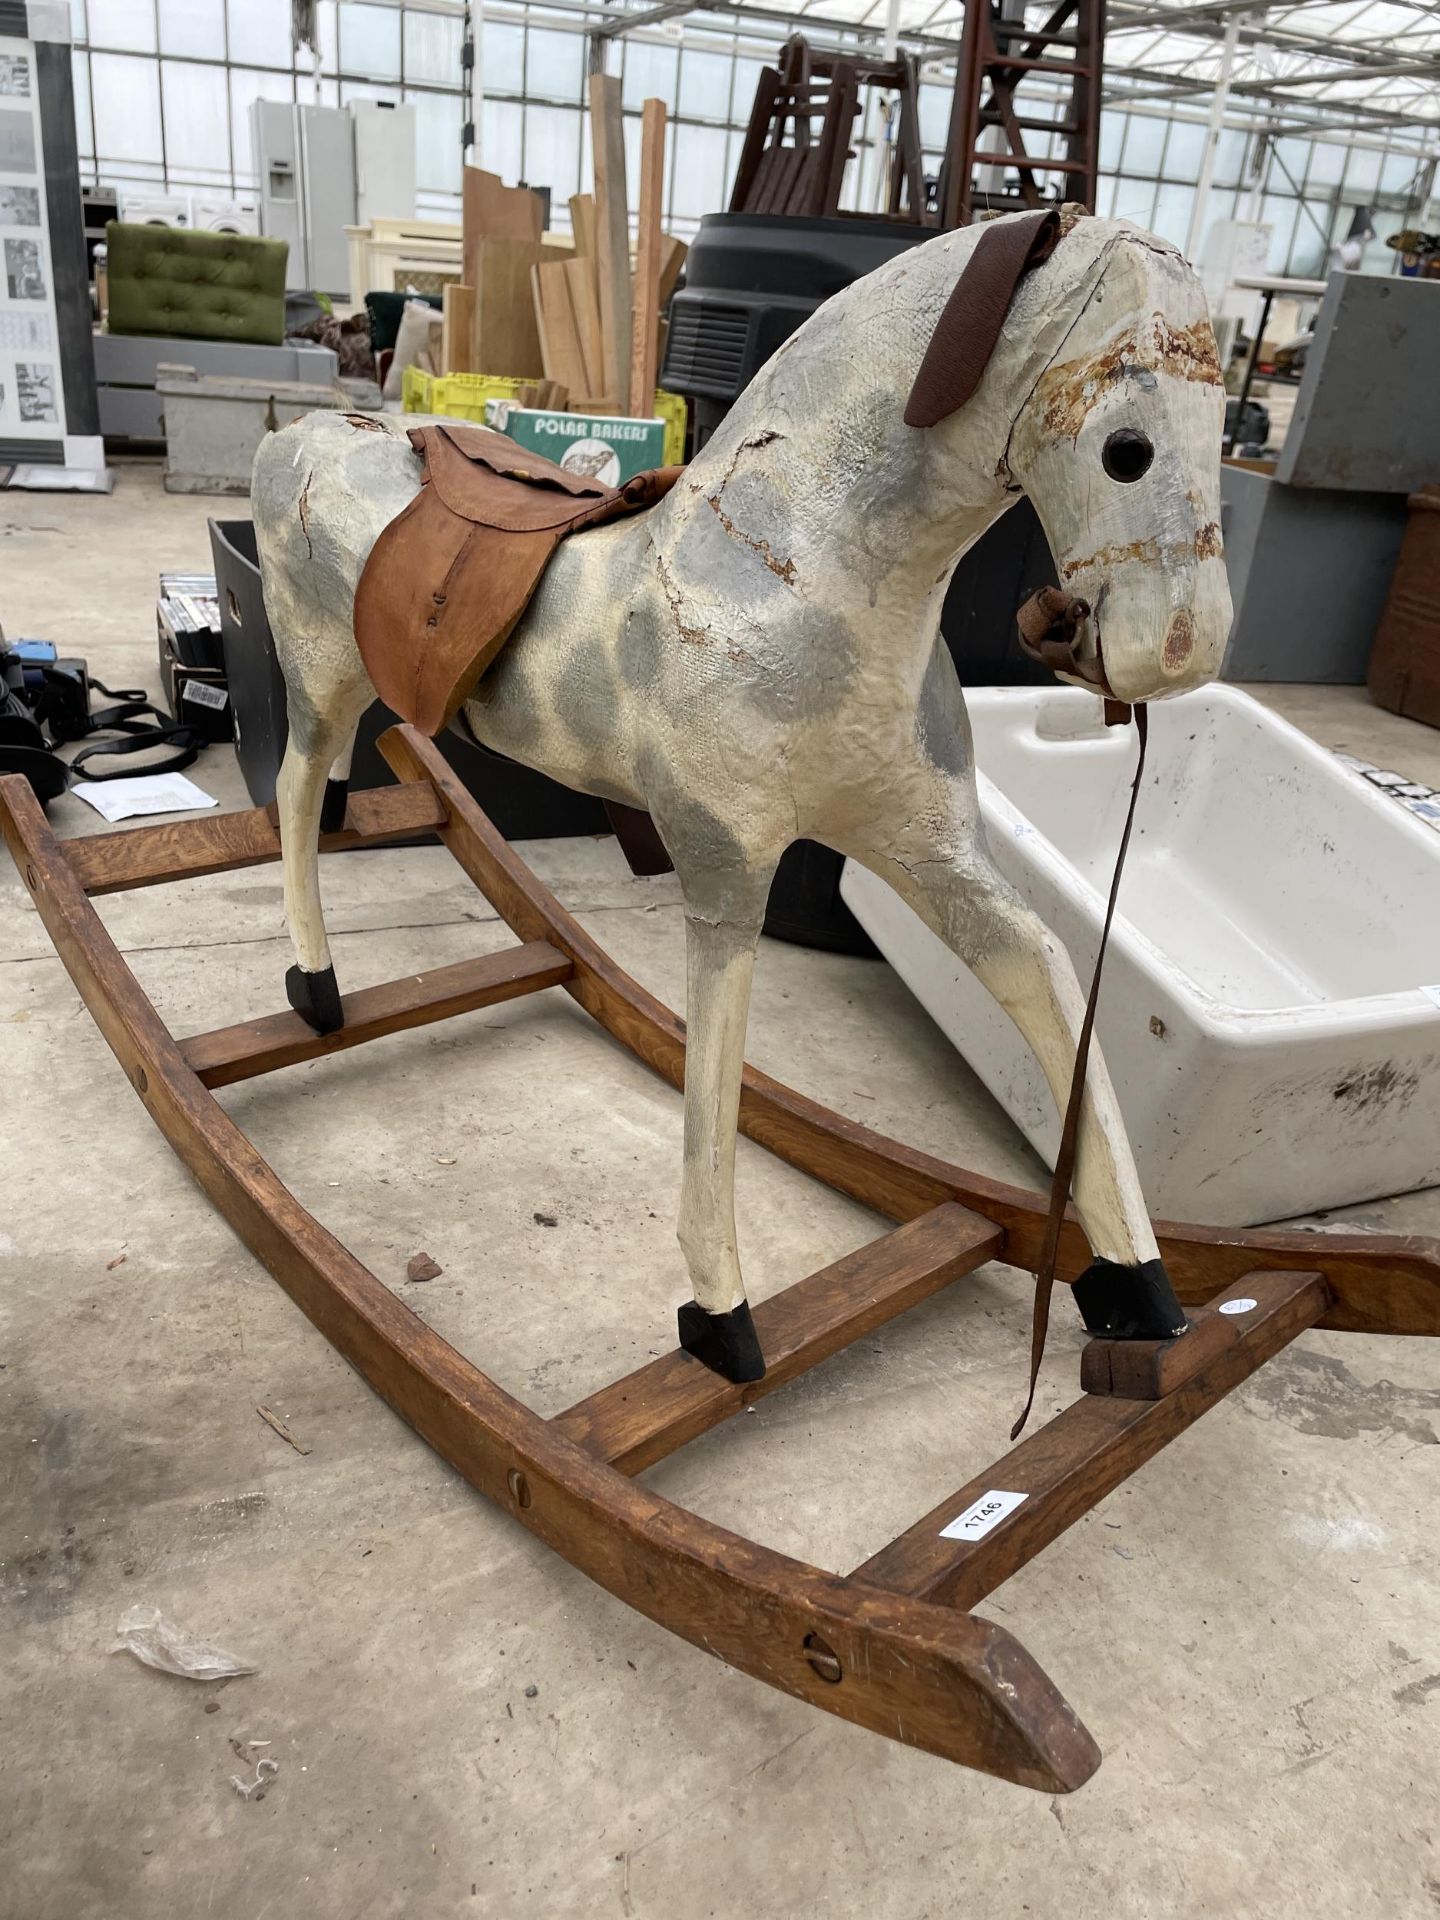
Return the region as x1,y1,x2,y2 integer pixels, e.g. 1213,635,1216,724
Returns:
2,461,1438,1919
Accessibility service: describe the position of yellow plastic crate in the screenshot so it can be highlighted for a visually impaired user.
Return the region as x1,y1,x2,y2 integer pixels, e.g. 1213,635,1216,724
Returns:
408,371,526,422
653,388,687,467
407,370,688,466
401,364,433,412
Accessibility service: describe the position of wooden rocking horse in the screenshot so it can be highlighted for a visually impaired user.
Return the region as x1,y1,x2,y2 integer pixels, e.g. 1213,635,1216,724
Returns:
5,211,1435,1790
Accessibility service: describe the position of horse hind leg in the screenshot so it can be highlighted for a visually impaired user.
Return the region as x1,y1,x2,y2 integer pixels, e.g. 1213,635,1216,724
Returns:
276,690,371,1034
664,820,784,1383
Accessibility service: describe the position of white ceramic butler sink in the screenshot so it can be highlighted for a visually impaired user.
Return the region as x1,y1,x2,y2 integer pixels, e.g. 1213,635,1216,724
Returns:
840,685,1440,1227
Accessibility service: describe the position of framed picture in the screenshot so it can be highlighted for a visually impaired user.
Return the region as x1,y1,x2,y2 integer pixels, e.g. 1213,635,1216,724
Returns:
0,104,36,169
0,185,40,226
4,234,45,300
16,360,56,422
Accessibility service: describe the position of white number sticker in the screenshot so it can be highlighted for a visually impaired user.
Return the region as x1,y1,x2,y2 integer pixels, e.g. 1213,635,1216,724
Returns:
1219,1297,1258,1316
940,1489,1028,1543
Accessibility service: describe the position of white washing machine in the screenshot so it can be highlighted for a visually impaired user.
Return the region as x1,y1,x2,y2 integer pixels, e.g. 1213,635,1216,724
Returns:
190,198,261,235
121,193,190,227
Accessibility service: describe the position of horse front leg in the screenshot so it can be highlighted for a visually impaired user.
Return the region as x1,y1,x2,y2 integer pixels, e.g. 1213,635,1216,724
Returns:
668,855,781,1384
849,773,1174,1313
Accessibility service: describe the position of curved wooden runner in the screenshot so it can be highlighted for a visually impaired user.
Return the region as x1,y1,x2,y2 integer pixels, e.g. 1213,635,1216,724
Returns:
3,727,1436,1793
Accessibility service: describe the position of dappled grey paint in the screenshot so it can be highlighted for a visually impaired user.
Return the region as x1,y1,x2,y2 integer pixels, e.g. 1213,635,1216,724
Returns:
252,211,1231,1330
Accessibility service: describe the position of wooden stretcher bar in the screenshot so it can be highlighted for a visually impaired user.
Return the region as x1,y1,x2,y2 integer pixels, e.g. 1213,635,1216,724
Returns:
3,725,1436,1794
854,1268,1331,1610
181,942,573,1089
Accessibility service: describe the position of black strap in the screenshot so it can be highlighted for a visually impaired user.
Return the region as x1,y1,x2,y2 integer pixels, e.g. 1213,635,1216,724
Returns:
3,654,207,785
69,721,203,781
89,675,150,703
1011,703,1149,1441
35,665,205,782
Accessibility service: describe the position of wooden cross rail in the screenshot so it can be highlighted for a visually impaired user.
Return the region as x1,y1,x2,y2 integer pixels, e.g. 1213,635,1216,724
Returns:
554,1203,1003,1474
854,1270,1330,1611
972,153,1090,173
180,942,573,1089
61,783,445,895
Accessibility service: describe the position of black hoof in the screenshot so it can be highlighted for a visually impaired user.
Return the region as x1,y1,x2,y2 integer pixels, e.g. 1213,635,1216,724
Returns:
320,778,349,835
1072,1257,1188,1341
677,1299,766,1384
286,963,344,1035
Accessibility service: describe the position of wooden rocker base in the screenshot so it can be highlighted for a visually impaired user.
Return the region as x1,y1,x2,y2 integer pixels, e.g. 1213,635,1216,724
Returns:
4,726,1438,1793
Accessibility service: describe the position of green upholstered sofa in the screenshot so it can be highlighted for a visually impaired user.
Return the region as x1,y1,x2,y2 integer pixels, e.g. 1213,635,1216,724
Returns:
105,222,289,348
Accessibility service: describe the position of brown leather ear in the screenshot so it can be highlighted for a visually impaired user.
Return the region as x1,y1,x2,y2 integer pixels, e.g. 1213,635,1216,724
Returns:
904,208,1063,429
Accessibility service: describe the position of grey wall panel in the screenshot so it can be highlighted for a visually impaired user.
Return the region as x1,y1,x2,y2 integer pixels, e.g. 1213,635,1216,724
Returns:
1221,464,1407,683
1277,274,1440,495
97,384,163,439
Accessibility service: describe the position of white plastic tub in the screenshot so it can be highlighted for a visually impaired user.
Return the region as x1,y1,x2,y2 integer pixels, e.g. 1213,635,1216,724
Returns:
840,685,1440,1226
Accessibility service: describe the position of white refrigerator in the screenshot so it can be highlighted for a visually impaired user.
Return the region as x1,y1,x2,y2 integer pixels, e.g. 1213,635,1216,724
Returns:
252,101,415,294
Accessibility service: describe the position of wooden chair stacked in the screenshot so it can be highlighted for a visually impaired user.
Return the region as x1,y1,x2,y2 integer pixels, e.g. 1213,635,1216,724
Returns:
4,727,1436,1792
730,34,928,224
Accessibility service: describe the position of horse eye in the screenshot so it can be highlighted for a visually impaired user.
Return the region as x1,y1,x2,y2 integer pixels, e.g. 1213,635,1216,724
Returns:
1102,428,1154,483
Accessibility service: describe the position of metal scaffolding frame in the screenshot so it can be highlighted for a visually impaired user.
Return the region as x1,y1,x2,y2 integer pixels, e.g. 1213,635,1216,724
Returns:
69,0,1437,265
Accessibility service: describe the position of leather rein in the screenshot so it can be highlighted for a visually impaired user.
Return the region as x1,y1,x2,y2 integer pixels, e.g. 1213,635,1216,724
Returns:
1011,701,1149,1439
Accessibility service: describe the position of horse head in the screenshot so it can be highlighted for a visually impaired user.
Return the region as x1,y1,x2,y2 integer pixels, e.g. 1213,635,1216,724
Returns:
909,212,1232,705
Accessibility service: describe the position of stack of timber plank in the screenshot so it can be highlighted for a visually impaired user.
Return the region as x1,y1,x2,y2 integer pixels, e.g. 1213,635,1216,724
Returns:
437,87,687,427
563,79,688,418
454,168,554,380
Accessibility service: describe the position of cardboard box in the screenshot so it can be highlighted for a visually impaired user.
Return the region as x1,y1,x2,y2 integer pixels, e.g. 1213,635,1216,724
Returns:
483,400,666,486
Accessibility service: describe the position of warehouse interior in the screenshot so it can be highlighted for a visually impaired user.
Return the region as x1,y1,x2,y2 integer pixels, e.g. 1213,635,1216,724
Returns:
2,1,1439,1915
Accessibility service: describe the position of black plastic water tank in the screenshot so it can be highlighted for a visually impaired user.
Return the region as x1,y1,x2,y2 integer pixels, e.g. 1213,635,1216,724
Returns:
662,211,931,448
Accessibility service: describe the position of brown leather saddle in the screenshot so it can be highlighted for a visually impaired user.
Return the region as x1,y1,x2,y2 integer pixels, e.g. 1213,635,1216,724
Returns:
355,421,684,737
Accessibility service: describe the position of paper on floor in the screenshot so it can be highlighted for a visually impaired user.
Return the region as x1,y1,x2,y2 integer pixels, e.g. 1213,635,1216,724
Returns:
70,772,218,822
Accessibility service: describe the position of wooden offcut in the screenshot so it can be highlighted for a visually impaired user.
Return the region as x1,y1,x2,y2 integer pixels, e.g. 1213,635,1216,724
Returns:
463,166,542,286
470,236,548,378
441,282,476,375
629,98,667,417
569,191,597,261
563,256,605,396
533,260,589,397
657,233,688,308
588,72,632,409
